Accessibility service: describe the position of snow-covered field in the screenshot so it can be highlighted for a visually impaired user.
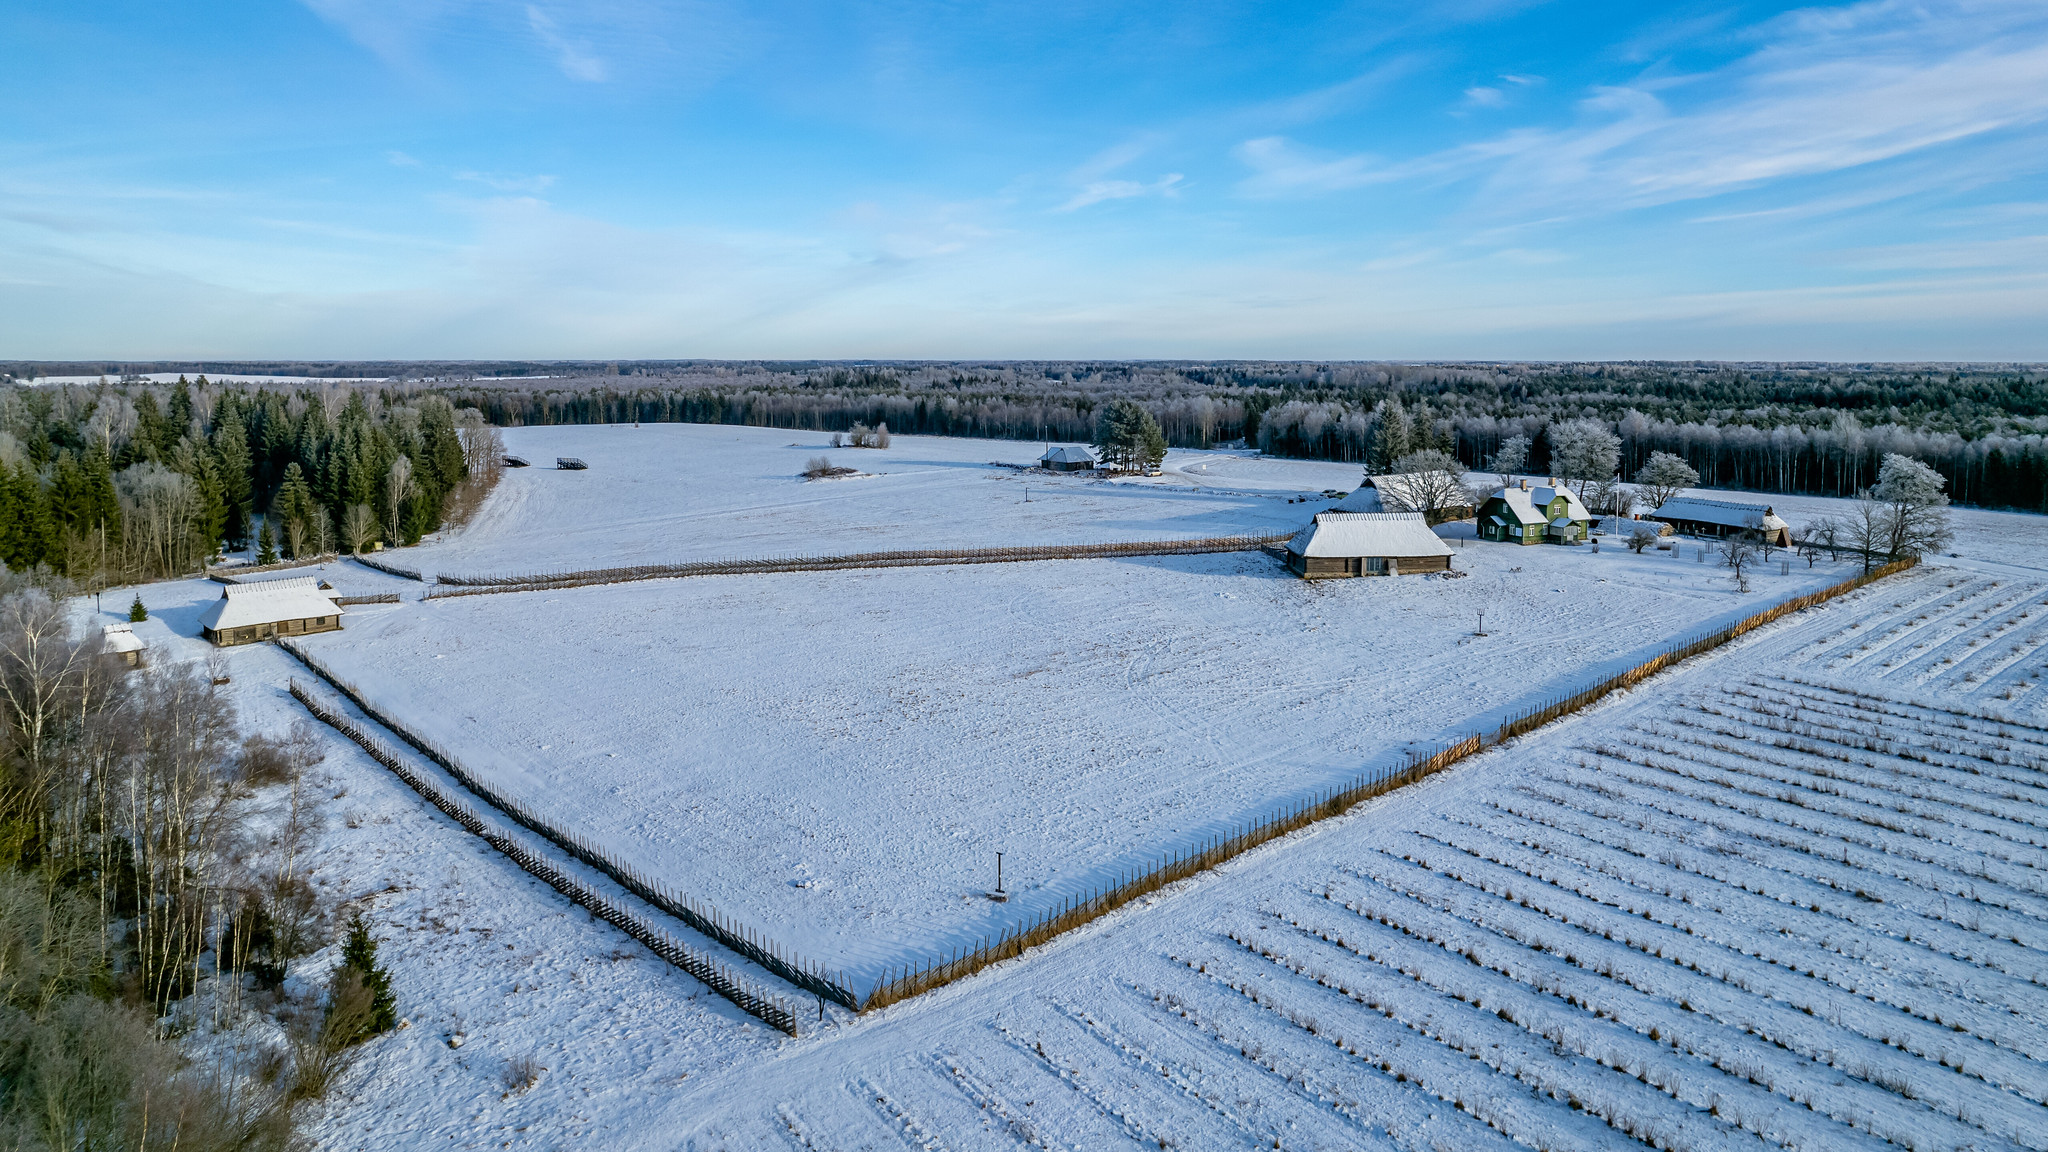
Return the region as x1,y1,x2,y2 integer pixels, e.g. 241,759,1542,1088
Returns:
95,425,2048,1150
397,425,1360,577
293,437,1868,990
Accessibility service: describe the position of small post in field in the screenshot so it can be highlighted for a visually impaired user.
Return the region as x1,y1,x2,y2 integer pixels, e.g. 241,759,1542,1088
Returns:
989,851,1008,902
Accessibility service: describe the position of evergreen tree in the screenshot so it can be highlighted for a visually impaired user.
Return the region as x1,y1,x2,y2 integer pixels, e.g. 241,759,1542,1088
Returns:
272,463,320,557
328,912,396,1045
257,521,279,565
128,594,147,622
211,400,254,548
1366,398,1413,474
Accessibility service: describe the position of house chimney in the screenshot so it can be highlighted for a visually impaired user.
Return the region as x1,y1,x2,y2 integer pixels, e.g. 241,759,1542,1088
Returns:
1519,478,1528,490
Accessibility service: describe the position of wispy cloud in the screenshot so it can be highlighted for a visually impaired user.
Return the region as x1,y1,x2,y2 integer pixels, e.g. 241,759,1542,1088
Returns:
1462,0,2048,212
1231,137,1381,198
526,4,608,82
456,171,557,193
1058,174,1184,212
384,150,421,167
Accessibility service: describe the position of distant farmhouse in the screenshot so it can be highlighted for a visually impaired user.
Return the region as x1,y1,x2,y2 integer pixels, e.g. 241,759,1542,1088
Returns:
1330,471,1474,523
1477,478,1592,544
101,623,146,667
1285,511,1453,578
1649,497,1792,548
198,576,344,646
1038,445,1096,472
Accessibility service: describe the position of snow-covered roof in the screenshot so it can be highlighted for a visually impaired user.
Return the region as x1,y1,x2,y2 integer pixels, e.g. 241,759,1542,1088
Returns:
1651,496,1788,532
1039,445,1095,465
1330,471,1470,514
100,623,145,654
1484,479,1590,524
197,576,344,632
1286,512,1454,558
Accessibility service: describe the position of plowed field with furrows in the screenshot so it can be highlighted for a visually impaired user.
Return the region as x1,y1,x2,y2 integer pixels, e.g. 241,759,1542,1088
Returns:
705,671,2047,1152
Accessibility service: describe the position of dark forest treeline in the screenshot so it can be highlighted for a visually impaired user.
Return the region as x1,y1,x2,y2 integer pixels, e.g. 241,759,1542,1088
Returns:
0,379,480,580
429,361,2048,512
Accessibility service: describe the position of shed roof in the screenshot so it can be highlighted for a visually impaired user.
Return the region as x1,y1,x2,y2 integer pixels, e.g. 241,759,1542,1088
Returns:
1286,511,1454,558
1039,445,1095,464
1331,470,1470,514
1484,479,1590,525
197,576,344,632
1651,496,1789,532
100,623,145,654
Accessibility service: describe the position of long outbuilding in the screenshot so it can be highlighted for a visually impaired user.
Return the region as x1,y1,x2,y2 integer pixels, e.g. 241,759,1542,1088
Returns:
1284,511,1453,578
1649,496,1792,547
198,576,345,646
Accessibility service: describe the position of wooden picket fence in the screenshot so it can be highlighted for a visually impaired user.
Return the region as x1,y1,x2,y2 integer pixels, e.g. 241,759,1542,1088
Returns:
409,535,1294,598
860,554,1920,1009
334,593,401,606
277,640,859,1010
287,680,800,1035
350,555,424,581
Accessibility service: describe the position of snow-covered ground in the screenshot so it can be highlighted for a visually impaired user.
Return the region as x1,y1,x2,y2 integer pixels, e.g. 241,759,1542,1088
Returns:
294,522,1861,990
91,426,2048,1150
397,425,1358,577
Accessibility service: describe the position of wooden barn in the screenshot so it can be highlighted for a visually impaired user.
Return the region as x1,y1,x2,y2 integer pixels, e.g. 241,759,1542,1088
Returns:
1330,471,1475,523
1649,496,1792,547
1038,445,1096,471
197,576,345,646
1476,478,1592,545
1284,512,1453,578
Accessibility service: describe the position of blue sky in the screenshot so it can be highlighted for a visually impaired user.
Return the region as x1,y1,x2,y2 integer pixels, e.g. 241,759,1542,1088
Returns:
4,0,2046,360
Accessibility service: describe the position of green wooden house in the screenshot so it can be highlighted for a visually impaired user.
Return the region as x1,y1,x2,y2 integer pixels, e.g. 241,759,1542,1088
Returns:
1476,478,1592,545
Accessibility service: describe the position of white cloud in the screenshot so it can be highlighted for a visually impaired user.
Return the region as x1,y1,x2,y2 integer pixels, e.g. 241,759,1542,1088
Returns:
384,150,421,167
526,4,608,82
1058,174,1184,212
455,171,558,193
1463,86,1506,108
1231,137,1381,198
1459,0,2048,212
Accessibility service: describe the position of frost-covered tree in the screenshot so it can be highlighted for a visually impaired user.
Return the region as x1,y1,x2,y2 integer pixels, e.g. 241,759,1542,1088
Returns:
1487,434,1530,489
1551,419,1621,501
1386,449,1471,523
1633,451,1698,513
1871,452,1953,560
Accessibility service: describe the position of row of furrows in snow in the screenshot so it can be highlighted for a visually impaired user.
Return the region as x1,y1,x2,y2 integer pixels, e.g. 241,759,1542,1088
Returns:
1807,577,2001,670
1795,575,1978,665
1321,837,2039,1152
1869,583,2038,677
1706,683,2048,782
1614,721,2048,857
1509,773,2048,994
1386,817,2048,1110
1706,680,2048,773
1454,796,2048,1068
1644,710,2048,844
1765,676,2048,755
1566,748,2048,929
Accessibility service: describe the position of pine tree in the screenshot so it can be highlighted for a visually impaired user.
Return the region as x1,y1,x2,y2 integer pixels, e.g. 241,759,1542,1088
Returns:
212,399,254,548
257,522,279,565
128,594,147,622
328,912,396,1045
1366,399,1412,474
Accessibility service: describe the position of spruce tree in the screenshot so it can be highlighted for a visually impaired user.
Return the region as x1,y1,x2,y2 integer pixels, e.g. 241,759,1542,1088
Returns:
257,522,279,565
329,912,397,1045
128,594,147,622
